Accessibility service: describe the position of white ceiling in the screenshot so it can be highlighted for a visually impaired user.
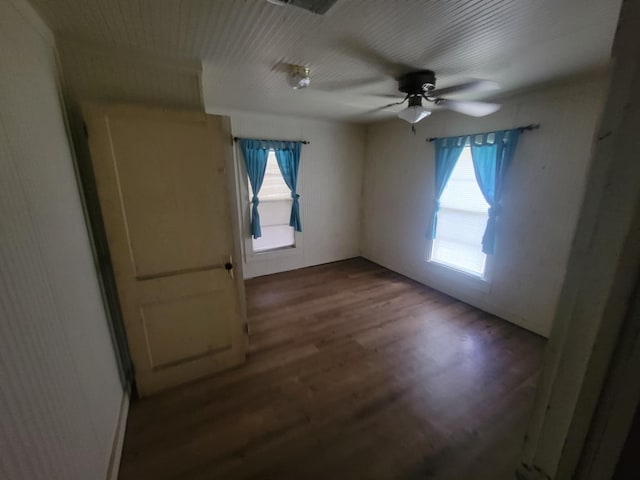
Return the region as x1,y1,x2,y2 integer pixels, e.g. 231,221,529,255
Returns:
32,0,622,122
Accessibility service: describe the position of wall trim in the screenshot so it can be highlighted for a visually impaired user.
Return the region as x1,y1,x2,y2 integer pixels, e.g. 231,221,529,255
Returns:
575,282,640,478
106,390,130,480
518,0,640,476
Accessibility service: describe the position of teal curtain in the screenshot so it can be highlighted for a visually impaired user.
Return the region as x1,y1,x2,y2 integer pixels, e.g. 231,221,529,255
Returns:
431,136,466,238
239,139,269,238
469,129,521,254
274,142,303,231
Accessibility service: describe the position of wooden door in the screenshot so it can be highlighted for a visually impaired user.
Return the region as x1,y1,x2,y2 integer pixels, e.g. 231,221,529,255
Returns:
83,104,247,397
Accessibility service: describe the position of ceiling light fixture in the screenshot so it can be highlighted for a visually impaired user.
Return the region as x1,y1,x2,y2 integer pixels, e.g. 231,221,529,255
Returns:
289,65,311,90
397,96,432,124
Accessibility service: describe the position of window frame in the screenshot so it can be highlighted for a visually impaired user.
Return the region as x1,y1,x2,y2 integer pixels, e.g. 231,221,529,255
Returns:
426,143,493,284
426,239,493,289
233,144,303,264
247,150,296,254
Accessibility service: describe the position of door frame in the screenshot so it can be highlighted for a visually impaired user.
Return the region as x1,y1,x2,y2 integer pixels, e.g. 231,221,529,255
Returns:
516,1,640,477
55,82,136,389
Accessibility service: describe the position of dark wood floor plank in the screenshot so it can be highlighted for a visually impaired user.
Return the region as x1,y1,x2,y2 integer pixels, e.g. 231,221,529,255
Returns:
118,257,545,480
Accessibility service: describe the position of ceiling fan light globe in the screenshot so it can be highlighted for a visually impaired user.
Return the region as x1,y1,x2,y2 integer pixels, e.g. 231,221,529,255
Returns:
397,105,431,124
290,74,311,89
288,65,311,89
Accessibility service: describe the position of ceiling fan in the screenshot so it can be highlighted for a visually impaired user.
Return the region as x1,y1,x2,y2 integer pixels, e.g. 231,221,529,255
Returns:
378,70,501,124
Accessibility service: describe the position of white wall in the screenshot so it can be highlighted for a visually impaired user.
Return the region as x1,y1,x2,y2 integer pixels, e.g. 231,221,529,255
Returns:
0,1,123,479
209,108,366,278
361,75,608,336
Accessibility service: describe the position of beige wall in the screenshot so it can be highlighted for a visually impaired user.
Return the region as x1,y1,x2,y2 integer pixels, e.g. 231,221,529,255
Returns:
361,75,608,336
0,1,123,478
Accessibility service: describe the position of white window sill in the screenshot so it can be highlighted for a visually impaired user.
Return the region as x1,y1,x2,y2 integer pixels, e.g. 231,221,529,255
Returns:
425,259,492,293
252,245,297,257
246,242,301,263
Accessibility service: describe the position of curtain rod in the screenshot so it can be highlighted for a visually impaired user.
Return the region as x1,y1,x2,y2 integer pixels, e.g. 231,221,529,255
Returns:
425,123,540,143
233,136,310,144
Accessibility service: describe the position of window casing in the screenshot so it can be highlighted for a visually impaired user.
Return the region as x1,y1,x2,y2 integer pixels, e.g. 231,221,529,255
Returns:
429,146,489,277
248,150,295,252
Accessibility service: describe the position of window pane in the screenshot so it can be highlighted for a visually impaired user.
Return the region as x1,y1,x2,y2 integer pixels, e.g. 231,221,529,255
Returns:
252,225,294,252
431,238,486,276
430,146,488,277
248,151,291,201
439,148,489,213
258,200,292,227
435,208,486,246
247,150,295,252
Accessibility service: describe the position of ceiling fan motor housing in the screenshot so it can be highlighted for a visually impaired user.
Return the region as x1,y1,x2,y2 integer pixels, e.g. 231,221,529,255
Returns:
398,70,436,95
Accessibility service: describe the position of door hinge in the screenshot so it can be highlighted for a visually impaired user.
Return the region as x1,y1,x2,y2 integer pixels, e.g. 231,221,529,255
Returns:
244,323,249,335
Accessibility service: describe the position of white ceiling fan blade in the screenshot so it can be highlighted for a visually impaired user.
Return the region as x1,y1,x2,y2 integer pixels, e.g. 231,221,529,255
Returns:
373,94,406,100
360,95,409,115
371,99,408,113
436,99,501,117
429,80,500,97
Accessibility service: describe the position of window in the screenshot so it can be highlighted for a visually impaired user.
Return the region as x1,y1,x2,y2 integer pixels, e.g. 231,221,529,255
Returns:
429,146,489,277
248,150,295,252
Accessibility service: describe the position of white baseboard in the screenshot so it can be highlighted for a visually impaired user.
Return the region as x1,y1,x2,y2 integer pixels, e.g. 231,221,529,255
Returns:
361,253,549,338
106,390,130,480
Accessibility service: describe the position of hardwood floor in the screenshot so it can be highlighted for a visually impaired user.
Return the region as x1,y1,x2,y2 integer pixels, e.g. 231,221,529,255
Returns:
118,258,545,480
